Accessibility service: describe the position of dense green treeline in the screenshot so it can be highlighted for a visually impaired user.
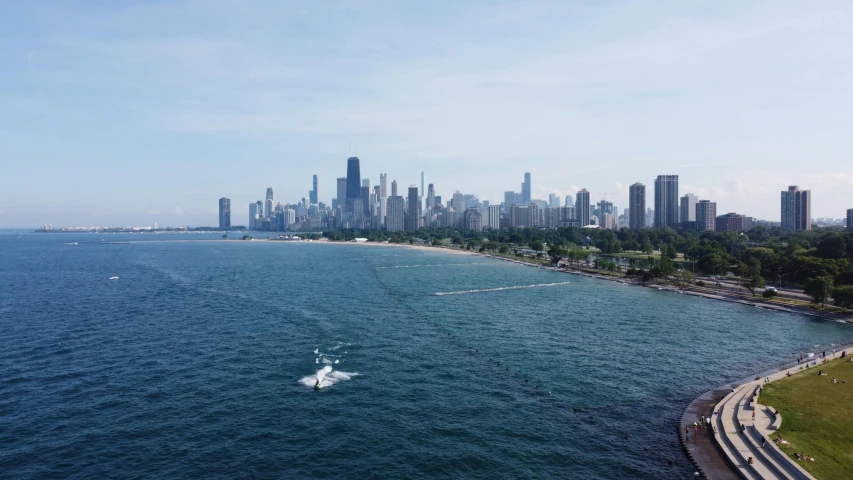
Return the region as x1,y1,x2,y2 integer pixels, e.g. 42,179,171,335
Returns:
323,226,853,306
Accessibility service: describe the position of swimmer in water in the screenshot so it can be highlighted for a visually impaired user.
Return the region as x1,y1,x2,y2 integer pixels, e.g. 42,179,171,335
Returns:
314,380,321,389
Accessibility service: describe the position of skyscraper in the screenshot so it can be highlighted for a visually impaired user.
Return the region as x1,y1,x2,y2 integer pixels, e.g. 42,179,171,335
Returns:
386,196,405,231
781,186,811,231
345,157,361,213
265,187,274,219
487,205,501,230
379,173,388,200
391,180,398,197
420,172,425,201
310,175,318,205
548,193,560,208
426,184,435,210
336,177,347,211
406,186,419,232
564,196,574,207
256,200,263,223
360,180,371,222
680,193,698,223
696,200,717,231
628,183,646,230
521,172,531,204
464,208,483,231
248,202,258,230
654,175,679,228
218,197,231,230
504,191,516,209
452,191,465,213
576,189,590,227
847,209,853,230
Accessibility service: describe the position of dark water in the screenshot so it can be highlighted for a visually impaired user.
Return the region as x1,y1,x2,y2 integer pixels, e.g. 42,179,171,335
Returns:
2,233,851,479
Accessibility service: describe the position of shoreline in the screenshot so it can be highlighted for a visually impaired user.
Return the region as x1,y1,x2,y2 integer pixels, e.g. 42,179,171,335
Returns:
121,237,850,322
680,340,853,479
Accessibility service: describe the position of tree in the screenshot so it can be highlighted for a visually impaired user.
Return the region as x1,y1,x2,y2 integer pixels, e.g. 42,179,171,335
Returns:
529,240,544,254
499,244,509,254
673,270,695,289
832,285,853,309
663,244,678,260
741,274,765,296
804,277,834,305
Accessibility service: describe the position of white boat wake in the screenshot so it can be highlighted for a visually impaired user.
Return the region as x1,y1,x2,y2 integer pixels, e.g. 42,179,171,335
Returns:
300,365,358,389
434,281,571,296
376,263,484,269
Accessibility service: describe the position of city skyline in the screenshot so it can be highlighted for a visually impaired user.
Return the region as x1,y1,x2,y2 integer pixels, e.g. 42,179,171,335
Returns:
3,1,853,227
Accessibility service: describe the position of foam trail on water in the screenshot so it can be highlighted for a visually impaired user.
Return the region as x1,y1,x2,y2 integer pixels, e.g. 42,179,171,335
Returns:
300,365,358,389
376,263,484,269
434,282,571,296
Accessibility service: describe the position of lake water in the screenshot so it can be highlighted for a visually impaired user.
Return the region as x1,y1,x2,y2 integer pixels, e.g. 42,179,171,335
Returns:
2,233,851,478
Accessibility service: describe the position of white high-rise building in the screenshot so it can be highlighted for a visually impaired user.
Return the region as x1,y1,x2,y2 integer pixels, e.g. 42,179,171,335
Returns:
487,205,501,230
680,193,698,223
379,173,388,200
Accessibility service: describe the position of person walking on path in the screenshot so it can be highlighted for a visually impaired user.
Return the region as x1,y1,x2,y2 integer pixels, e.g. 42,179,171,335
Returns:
762,437,767,447
752,410,756,421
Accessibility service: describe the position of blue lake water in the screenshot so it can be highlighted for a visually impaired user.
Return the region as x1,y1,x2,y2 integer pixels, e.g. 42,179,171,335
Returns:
2,233,851,478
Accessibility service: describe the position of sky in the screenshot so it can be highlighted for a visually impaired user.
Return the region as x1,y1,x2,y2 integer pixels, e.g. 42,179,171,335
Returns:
1,0,852,228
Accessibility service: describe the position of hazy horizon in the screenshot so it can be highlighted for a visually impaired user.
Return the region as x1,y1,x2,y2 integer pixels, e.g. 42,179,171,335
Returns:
2,1,852,228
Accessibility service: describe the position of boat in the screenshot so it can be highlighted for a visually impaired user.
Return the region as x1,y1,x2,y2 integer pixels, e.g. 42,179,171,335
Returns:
109,276,119,280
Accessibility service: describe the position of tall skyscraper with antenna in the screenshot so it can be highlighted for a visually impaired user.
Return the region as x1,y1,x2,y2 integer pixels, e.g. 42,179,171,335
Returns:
345,157,361,213
265,187,274,219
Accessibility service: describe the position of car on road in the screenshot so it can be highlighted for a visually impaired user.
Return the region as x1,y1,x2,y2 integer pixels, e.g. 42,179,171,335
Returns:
715,281,724,286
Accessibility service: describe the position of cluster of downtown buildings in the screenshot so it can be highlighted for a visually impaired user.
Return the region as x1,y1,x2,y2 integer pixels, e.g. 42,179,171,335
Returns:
217,157,851,233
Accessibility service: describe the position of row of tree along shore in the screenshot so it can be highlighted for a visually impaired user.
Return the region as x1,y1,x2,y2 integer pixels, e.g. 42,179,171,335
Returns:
321,225,853,309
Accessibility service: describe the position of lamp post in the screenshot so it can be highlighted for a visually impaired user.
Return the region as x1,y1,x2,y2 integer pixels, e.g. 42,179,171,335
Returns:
778,273,789,289
823,276,828,308
713,264,724,277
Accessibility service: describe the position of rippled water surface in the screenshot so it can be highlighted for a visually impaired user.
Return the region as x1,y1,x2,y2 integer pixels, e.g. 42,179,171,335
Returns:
2,233,851,478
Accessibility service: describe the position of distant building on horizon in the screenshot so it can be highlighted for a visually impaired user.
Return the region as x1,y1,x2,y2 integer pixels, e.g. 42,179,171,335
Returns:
696,200,717,231
386,196,404,232
654,175,679,228
521,172,531,205
406,186,419,232
310,175,318,205
487,204,501,229
248,202,258,230
576,189,590,227
265,187,274,219
716,212,753,232
391,179,398,197
781,185,811,231
847,209,853,229
680,193,698,223
628,183,646,230
345,157,361,214
218,197,231,230
549,193,560,208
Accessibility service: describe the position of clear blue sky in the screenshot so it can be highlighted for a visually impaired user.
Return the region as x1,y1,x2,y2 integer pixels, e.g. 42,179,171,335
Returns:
2,0,852,227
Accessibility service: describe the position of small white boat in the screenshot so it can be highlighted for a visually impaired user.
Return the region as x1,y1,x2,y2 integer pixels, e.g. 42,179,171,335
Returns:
109,276,119,280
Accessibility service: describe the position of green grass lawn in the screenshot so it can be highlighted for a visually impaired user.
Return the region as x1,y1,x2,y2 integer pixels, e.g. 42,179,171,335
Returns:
760,357,853,479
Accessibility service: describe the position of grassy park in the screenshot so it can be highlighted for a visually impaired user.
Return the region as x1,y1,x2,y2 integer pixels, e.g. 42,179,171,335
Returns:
760,357,853,479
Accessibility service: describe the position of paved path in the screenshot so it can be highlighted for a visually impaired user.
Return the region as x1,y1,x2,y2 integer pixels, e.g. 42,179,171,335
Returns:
709,351,852,479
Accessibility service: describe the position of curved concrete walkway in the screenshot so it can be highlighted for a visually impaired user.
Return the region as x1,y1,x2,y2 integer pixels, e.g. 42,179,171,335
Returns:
710,351,851,479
